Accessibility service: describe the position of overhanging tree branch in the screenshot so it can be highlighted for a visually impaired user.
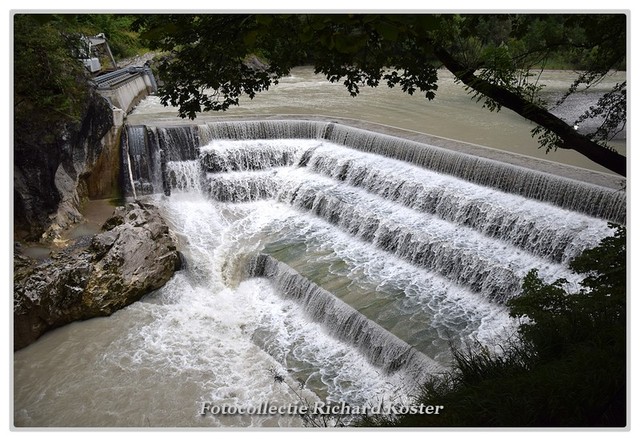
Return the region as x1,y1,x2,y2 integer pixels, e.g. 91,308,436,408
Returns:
135,14,627,176
431,44,626,177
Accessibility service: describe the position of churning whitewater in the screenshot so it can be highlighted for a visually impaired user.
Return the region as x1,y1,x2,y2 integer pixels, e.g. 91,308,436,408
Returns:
14,121,620,427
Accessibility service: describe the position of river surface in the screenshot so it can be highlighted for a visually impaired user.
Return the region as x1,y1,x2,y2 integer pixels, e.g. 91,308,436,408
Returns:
129,67,626,174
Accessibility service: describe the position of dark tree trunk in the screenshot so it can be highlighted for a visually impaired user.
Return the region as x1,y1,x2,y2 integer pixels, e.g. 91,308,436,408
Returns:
432,45,627,177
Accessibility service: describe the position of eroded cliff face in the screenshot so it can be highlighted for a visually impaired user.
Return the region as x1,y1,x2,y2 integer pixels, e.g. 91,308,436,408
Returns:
13,62,172,351
14,88,116,242
14,201,182,351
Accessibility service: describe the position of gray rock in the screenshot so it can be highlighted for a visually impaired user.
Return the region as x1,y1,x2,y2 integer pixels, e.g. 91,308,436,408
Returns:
14,201,181,350
14,89,114,242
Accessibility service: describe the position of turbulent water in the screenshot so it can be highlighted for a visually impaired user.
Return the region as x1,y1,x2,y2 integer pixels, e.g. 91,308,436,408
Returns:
13,122,622,428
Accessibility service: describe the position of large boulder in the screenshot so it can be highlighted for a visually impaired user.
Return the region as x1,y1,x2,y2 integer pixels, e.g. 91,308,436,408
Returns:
14,201,181,350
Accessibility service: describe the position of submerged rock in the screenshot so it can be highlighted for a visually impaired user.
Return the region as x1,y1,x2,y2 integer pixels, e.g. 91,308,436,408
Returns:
14,201,181,351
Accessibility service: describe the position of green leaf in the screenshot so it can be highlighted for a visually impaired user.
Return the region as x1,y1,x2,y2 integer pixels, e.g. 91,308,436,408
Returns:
140,22,179,42
243,30,258,47
375,21,400,41
255,15,273,25
333,32,367,54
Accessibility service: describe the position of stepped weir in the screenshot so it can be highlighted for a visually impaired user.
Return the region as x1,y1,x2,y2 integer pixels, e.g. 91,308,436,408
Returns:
118,119,623,375
14,119,626,427
123,120,626,223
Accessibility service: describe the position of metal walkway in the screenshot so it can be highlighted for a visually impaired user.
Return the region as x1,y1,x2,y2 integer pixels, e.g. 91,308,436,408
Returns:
93,66,157,92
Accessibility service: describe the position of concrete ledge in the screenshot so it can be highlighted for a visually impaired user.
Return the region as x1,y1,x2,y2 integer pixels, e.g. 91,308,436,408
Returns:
139,113,625,189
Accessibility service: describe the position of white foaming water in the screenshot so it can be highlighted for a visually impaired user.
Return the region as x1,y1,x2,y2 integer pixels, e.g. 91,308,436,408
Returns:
14,193,418,427
15,133,616,428
127,67,626,175
270,168,585,299
228,201,517,362
167,160,203,193
304,144,612,263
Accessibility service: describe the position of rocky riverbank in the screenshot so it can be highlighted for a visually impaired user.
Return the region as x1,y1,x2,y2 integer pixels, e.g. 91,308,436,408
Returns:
14,201,182,351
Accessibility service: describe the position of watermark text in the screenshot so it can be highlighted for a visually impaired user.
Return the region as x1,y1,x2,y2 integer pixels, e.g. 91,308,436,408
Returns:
198,401,443,417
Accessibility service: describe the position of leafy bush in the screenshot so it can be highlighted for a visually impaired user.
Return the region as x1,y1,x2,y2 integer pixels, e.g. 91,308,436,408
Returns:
14,14,148,145
14,14,91,142
361,224,626,427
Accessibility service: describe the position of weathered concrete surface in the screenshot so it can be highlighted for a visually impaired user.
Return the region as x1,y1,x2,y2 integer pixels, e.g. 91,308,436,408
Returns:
14,201,181,351
82,122,123,200
99,74,155,114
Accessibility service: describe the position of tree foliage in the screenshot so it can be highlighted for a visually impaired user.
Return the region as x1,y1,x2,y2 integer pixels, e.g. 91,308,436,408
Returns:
14,14,148,145
133,13,626,175
14,14,91,142
131,15,306,116
69,14,148,59
509,224,625,364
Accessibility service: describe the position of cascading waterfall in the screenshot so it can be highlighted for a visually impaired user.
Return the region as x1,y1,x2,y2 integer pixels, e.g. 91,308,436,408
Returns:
122,125,201,196
324,124,626,223
302,145,611,264
204,170,284,203
198,166,590,302
122,125,162,196
246,254,441,384
167,160,203,193
15,120,625,427
200,139,319,172
150,119,622,360
197,120,625,222
156,125,200,162
197,120,332,144
270,170,584,302
132,119,622,388
125,120,625,225
252,207,513,364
